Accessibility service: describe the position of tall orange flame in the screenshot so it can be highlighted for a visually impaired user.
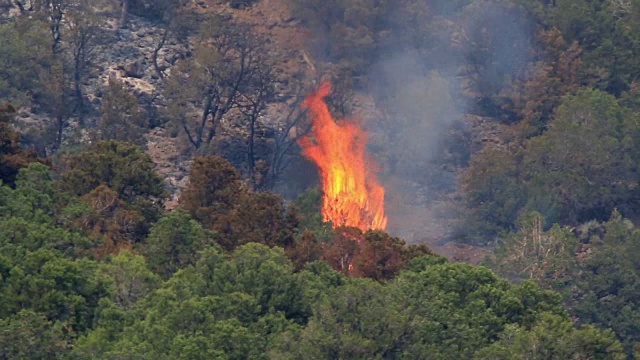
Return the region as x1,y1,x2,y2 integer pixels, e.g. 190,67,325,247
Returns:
298,82,388,231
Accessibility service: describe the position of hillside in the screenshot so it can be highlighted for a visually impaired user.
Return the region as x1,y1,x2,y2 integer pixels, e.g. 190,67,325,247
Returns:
3,0,640,358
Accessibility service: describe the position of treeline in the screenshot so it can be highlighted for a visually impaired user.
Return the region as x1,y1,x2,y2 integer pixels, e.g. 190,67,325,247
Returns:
0,106,627,358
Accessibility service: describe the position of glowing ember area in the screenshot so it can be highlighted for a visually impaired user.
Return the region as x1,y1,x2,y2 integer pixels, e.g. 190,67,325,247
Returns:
298,81,388,231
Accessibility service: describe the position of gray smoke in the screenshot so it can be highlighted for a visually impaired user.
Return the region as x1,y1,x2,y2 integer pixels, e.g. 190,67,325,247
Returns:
361,0,534,242
288,0,535,243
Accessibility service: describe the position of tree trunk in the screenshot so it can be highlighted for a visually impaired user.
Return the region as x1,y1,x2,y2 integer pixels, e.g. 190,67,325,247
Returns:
119,0,129,29
248,116,256,189
74,55,83,113
197,94,215,150
15,1,26,14
51,17,62,54
56,114,64,150
152,28,169,79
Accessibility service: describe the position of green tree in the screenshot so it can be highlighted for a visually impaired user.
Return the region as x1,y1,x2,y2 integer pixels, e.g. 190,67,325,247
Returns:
73,244,305,359
0,216,92,261
522,88,637,224
2,163,55,223
272,279,409,359
565,211,640,356
394,263,567,358
273,258,574,359
0,310,70,360
0,246,109,333
524,0,640,96
474,313,626,360
463,87,640,235
180,155,244,232
143,209,212,279
57,141,166,242
0,105,41,187
0,19,52,106
291,187,334,241
100,250,161,311
98,77,148,146
58,141,164,202
461,146,524,236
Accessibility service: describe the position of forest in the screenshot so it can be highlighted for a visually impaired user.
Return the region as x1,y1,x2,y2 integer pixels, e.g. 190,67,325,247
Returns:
1,0,640,358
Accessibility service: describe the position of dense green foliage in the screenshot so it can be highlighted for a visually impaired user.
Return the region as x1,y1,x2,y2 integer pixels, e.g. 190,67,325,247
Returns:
521,0,640,96
487,211,640,357
456,0,640,237
464,88,640,233
0,144,624,358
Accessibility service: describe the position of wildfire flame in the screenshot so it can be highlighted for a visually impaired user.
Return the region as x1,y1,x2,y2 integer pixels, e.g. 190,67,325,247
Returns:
298,81,388,231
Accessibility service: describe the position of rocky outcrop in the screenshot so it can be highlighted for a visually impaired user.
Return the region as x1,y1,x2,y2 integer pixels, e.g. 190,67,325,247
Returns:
123,59,146,78
0,1,22,22
145,127,191,210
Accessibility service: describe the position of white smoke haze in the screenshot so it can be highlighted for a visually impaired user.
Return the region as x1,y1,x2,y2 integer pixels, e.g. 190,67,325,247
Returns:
369,52,459,176
360,0,535,245
288,0,536,248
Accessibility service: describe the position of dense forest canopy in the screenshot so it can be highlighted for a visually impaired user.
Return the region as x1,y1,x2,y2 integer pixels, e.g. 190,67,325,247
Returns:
2,0,640,358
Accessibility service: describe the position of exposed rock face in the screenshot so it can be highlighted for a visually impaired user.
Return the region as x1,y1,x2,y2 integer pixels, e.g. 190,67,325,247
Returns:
123,59,146,78
72,11,194,144
79,13,193,200
129,0,171,19
86,14,185,96
145,127,191,210
0,1,21,22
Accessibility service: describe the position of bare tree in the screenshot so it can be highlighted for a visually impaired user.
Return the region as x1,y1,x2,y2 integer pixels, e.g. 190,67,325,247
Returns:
610,0,632,20
14,0,28,13
119,0,128,29
163,18,267,153
30,0,67,54
65,4,98,113
152,26,171,79
262,77,312,190
151,3,196,79
485,212,577,288
259,70,354,190
39,61,71,151
237,60,277,188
